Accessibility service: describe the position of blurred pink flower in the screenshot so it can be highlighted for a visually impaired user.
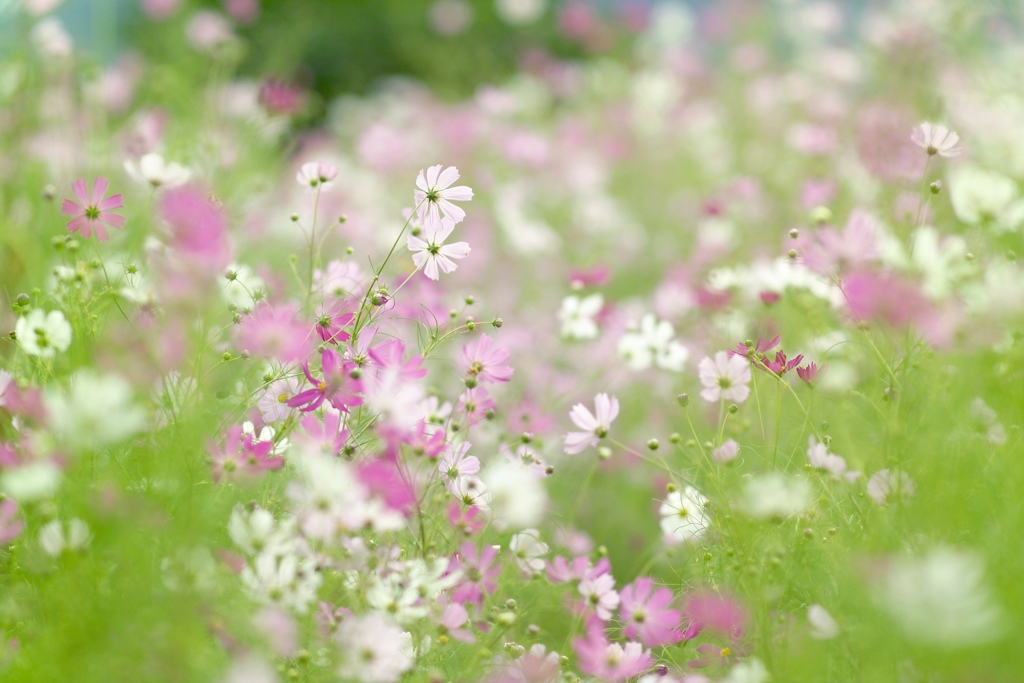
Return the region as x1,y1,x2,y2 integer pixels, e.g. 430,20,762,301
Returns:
573,625,651,681
61,177,125,241
462,334,514,384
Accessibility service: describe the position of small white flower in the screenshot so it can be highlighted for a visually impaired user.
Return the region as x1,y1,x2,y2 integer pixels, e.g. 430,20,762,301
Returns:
414,164,473,225
15,309,72,358
910,122,961,157
221,264,266,312
296,162,338,191
510,529,548,573
738,473,813,519
228,504,295,556
659,486,711,543
698,351,752,403
866,469,915,506
407,215,471,281
949,165,1024,233
617,314,688,372
879,547,1004,646
45,371,147,448
124,153,191,189
558,294,603,340
39,518,91,556
808,604,840,639
334,613,415,683
483,460,547,529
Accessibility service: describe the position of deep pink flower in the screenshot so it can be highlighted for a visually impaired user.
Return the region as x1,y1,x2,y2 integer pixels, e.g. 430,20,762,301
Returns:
462,334,514,384
762,350,804,377
730,336,780,358
450,542,500,606
573,625,652,682
619,577,685,647
209,425,284,483
796,362,826,385
61,177,125,241
287,349,364,413
315,303,354,345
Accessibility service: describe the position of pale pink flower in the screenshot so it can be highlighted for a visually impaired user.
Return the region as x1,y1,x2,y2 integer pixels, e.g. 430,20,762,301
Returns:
407,215,471,280
573,625,652,682
806,436,860,482
61,177,125,241
563,393,619,454
698,352,751,404
578,571,619,621
462,334,514,384
414,164,473,225
713,439,739,464
866,468,915,505
911,122,961,157
296,162,339,191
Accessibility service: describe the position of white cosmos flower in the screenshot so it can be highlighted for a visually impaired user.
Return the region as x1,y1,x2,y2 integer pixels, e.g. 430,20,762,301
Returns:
414,164,473,225
15,309,72,358
45,371,147,448
124,153,191,189
659,486,711,543
407,215,471,281
558,293,603,340
39,518,91,556
618,314,689,372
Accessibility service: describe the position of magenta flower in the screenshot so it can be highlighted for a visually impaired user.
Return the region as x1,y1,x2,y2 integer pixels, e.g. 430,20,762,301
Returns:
563,393,619,455
287,349,364,414
619,577,685,647
447,501,486,537
315,303,354,345
796,362,826,385
461,334,514,384
762,350,804,377
61,177,125,241
573,625,652,682
292,412,349,457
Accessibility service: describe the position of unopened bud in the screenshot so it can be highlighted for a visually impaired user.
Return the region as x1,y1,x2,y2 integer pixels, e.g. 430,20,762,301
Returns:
464,295,475,305
929,180,942,194
338,215,347,223
728,403,738,414
677,393,689,407
290,213,299,222
669,432,681,443
222,352,232,361
647,438,660,451
16,293,29,306
788,228,799,239
492,317,503,328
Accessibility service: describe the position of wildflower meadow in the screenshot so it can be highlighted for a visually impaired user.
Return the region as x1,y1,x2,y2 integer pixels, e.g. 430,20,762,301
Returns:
1,1,1022,681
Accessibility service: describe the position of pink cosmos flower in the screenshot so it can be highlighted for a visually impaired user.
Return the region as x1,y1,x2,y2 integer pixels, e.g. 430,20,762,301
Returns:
806,436,860,482
458,386,495,426
296,162,339,191
796,362,826,384
447,501,486,537
368,339,428,381
414,164,473,225
287,349,364,413
61,177,125,241
563,393,619,455
209,425,285,483
236,301,311,366
681,592,748,640
698,352,751,404
619,577,684,647
407,215,471,281
450,542,500,606
911,122,961,157
573,625,652,682
578,571,619,621
315,303,354,345
462,334,514,384
843,270,933,329
402,420,447,459
762,350,804,377
439,441,480,490
292,412,349,457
